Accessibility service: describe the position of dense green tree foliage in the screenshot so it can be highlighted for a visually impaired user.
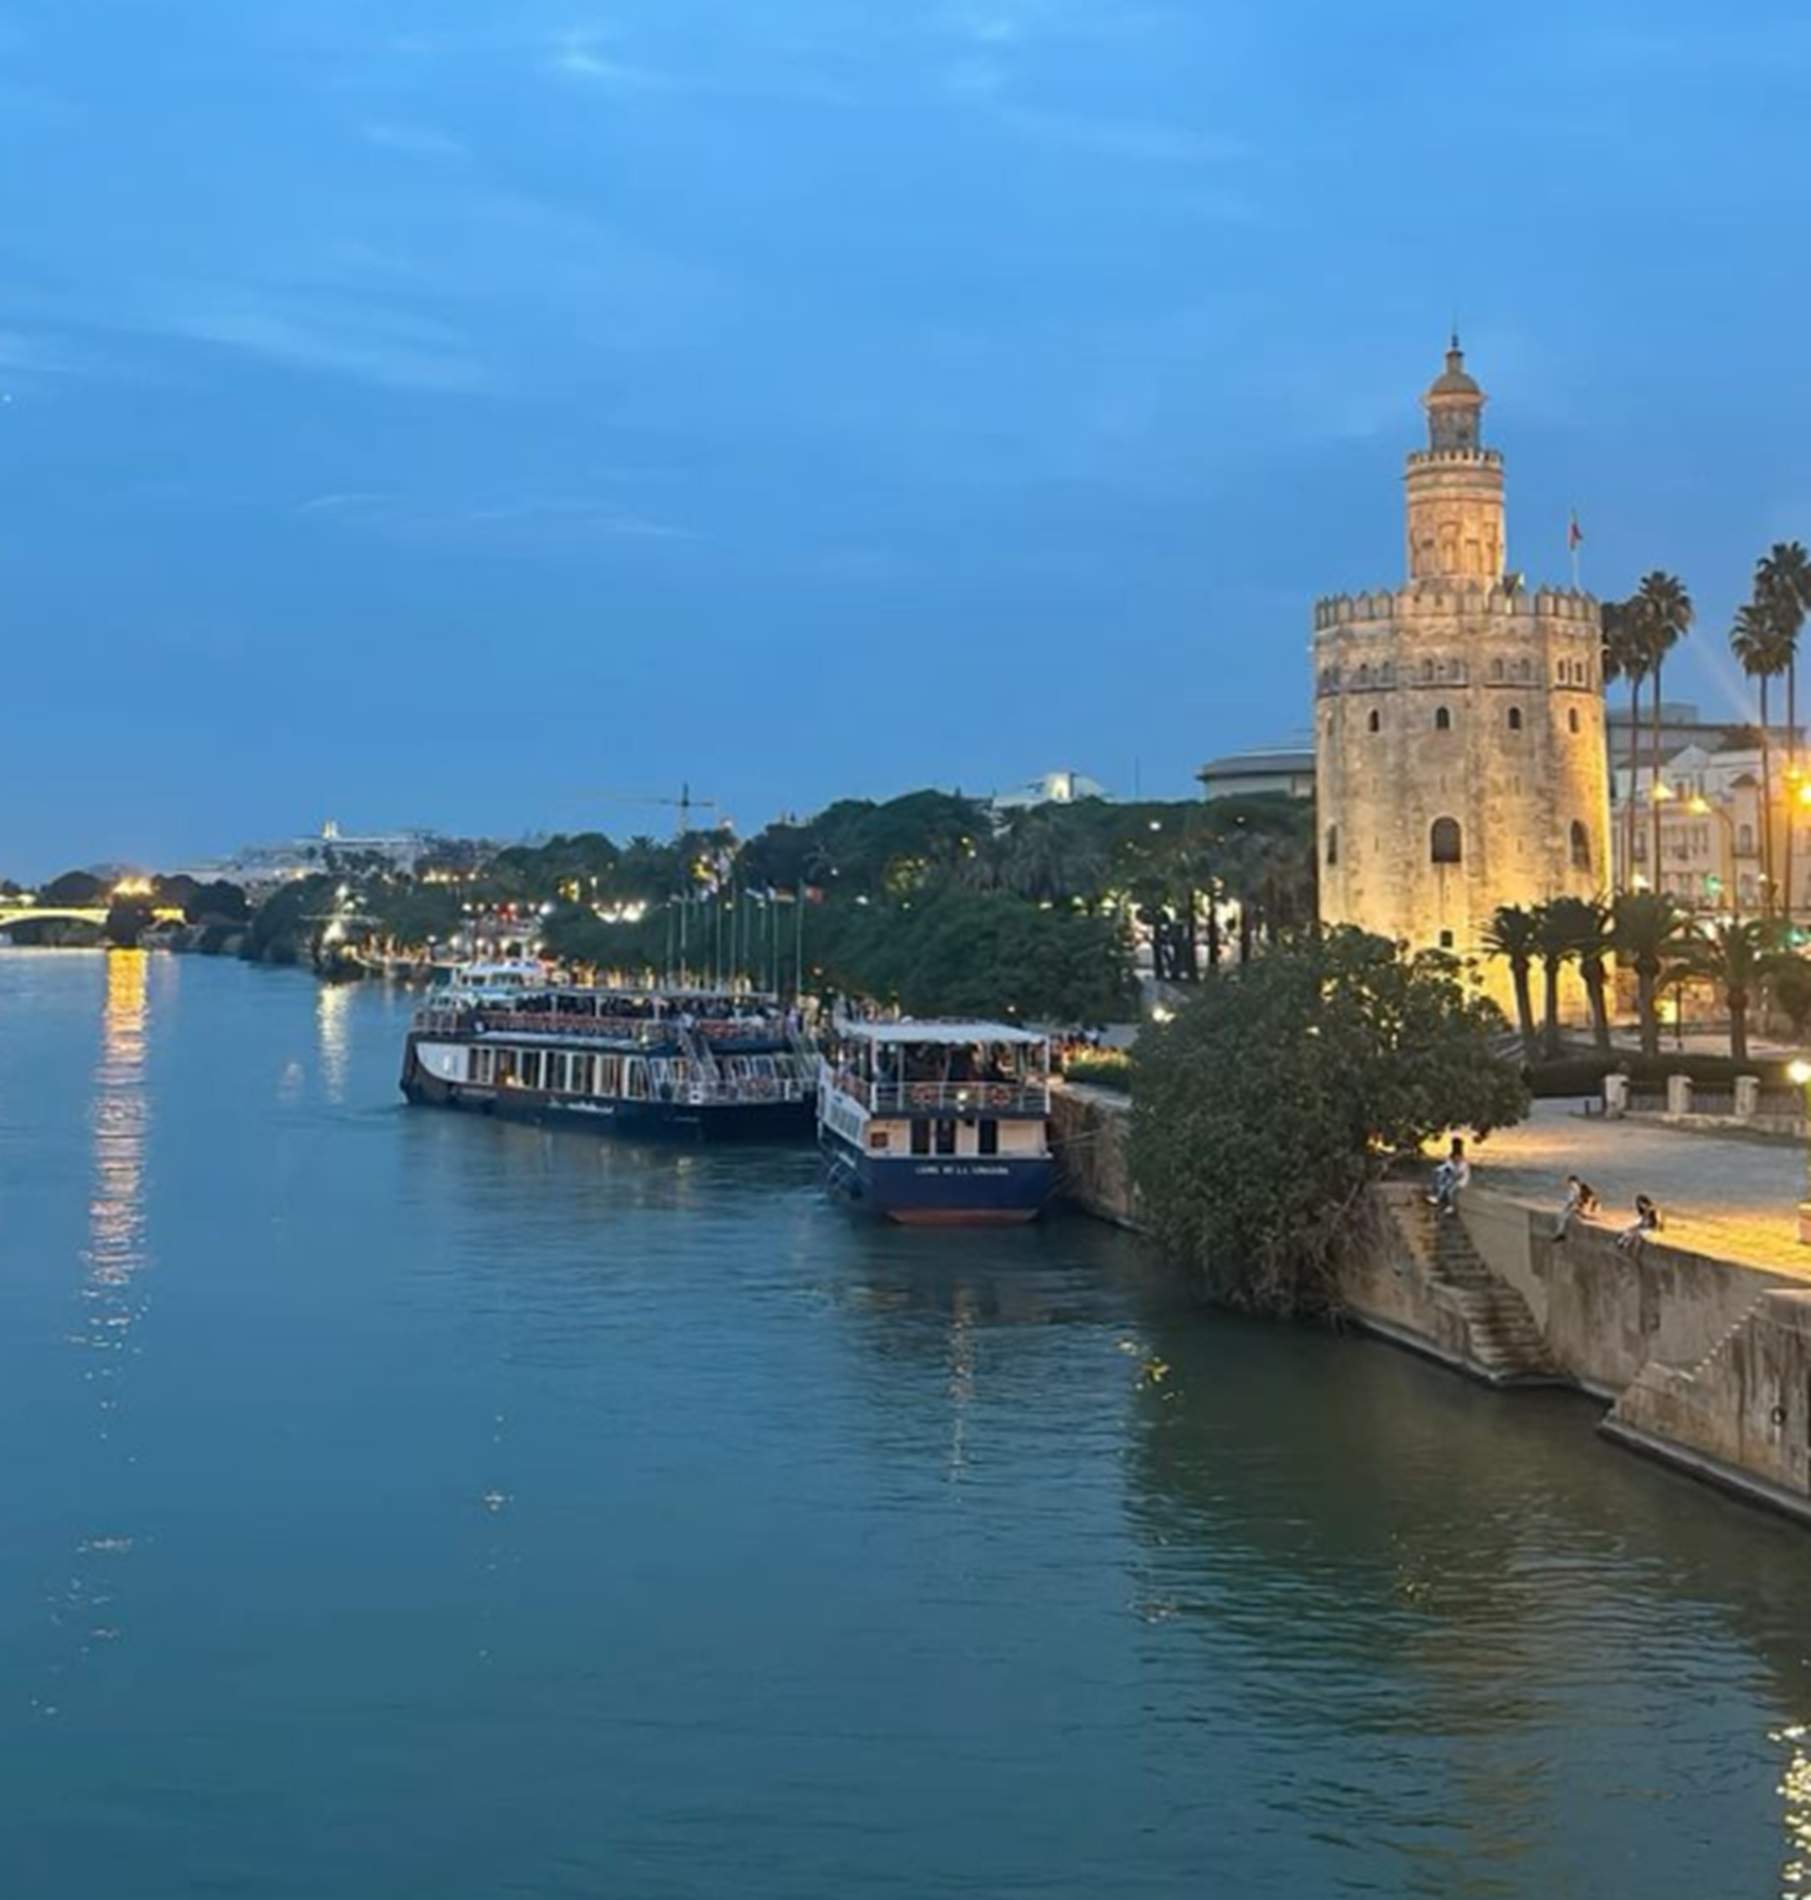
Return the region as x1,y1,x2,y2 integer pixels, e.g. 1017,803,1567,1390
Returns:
1130,931,1527,1315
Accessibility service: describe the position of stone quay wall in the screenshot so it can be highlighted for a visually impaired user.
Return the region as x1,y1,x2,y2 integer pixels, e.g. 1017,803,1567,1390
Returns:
1048,1087,1811,1528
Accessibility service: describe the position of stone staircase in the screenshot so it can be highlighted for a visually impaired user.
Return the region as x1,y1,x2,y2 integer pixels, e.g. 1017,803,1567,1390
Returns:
1392,1195,1566,1387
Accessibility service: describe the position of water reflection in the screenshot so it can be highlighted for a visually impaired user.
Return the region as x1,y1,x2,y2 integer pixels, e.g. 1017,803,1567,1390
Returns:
82,949,152,1403
1784,1723,1810,1894
316,980,353,1103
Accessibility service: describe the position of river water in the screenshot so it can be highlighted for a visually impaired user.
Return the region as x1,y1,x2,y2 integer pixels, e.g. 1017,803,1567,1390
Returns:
1,950,1807,1897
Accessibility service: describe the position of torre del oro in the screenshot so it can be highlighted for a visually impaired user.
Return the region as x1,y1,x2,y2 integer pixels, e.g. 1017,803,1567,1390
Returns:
1312,341,1611,1008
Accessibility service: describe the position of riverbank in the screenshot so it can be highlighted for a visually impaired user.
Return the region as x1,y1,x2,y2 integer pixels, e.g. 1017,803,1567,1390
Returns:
1048,1085,1811,1528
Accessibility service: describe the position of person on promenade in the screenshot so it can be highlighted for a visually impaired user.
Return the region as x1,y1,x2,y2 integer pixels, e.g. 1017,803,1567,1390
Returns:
1427,1137,1470,1216
1615,1194,1663,1255
1557,1174,1600,1238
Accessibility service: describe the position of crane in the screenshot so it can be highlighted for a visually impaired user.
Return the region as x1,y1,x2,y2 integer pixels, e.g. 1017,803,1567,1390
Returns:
584,784,720,839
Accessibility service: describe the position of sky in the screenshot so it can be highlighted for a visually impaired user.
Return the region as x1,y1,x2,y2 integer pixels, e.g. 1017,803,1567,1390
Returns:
4,0,1811,876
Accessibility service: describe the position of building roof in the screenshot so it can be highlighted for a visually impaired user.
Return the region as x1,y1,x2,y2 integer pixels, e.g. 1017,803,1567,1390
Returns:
838,1018,1048,1046
1197,745,1316,777
1426,339,1481,399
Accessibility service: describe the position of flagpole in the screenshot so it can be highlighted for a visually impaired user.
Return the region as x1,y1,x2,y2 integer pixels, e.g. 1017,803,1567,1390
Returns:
1569,508,1582,591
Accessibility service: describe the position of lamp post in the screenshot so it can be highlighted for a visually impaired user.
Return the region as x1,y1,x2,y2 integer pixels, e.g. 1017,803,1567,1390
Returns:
1790,1056,1811,1244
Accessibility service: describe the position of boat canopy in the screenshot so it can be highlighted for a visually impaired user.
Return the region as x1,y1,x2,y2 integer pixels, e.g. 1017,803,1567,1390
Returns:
837,1018,1047,1047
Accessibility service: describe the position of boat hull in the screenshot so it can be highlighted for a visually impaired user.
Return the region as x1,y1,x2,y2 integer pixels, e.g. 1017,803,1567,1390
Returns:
401,1039,814,1144
820,1126,1054,1224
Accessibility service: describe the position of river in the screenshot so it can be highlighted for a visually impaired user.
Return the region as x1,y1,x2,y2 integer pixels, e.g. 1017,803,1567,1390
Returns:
1,950,1807,1897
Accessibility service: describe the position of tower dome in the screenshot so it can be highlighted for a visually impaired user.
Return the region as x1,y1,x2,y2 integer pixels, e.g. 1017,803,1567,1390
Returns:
1423,336,1485,450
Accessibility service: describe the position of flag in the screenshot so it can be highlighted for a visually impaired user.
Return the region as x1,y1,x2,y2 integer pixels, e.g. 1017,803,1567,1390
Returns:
1568,511,1583,551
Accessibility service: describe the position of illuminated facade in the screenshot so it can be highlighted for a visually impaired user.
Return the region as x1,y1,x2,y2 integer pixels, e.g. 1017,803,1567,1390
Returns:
1312,342,1611,1009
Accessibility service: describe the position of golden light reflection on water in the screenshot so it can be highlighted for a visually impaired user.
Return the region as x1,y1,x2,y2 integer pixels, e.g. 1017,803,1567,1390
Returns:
82,950,151,1404
946,1282,976,1482
316,980,352,1103
1780,1723,1810,1895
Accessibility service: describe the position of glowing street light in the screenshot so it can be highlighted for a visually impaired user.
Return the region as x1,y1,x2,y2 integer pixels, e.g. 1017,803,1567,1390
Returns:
1791,1057,1811,1244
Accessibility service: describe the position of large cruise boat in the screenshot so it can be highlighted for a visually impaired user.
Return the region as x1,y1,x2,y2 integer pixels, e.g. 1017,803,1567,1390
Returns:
401,963,818,1141
817,1018,1056,1224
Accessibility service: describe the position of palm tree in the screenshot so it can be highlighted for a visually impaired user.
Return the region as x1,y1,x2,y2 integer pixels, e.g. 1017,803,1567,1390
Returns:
1481,903,1541,1063
1601,598,1647,891
1757,541,1811,917
1547,895,1614,1051
1633,571,1695,887
1682,918,1771,1064
1612,890,1691,1059
1530,902,1576,1059
1729,597,1786,911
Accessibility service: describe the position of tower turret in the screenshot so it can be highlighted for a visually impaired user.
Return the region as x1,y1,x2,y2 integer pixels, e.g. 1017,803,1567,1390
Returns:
1404,336,1505,582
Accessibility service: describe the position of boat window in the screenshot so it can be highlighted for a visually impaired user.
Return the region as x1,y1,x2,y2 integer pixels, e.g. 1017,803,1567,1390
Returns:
911,1120,931,1157
496,1050,517,1084
522,1051,542,1090
979,1120,999,1156
935,1120,958,1157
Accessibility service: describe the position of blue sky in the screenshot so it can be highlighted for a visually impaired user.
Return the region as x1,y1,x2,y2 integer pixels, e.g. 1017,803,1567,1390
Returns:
3,0,1809,875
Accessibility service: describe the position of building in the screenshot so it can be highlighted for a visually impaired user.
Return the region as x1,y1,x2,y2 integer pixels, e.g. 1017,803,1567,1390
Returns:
1611,737,1811,916
1312,340,1610,1007
179,820,453,892
1197,740,1316,801
989,770,1109,815
1606,699,1797,767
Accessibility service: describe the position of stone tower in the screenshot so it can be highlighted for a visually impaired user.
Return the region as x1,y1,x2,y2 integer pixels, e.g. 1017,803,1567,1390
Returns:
1312,341,1610,1011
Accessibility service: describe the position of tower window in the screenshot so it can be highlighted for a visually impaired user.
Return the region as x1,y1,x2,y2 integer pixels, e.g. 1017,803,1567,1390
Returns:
1438,929,1455,949
1568,708,1580,734
1570,820,1591,872
1367,708,1380,733
1434,706,1452,732
1507,706,1523,731
1326,826,1339,867
1431,817,1463,864
1491,659,1504,682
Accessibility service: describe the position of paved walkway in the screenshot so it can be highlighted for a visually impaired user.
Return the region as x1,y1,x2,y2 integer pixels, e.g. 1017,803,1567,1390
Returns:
1469,1102,1811,1281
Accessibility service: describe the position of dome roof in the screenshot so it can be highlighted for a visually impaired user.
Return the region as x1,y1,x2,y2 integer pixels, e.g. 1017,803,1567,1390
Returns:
1426,338,1481,400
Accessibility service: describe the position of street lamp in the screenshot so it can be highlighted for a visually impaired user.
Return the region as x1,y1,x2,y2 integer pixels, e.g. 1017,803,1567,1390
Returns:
1791,1057,1811,1244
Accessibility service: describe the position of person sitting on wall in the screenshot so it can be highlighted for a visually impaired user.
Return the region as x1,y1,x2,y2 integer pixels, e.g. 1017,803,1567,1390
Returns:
1426,1137,1470,1216
1557,1173,1600,1237
1614,1193,1663,1254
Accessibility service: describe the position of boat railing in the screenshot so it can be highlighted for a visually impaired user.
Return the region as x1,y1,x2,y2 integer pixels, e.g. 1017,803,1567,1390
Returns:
464,1009,682,1044
829,1070,1049,1116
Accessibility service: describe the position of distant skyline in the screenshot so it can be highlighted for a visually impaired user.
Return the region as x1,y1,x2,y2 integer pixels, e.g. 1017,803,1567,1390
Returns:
5,0,1811,876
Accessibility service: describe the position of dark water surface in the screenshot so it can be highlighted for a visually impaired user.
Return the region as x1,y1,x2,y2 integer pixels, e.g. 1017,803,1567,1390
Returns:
3,951,1808,1897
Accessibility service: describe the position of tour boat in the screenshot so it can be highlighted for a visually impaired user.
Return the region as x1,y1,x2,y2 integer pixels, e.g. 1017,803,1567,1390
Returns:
817,1017,1056,1224
400,963,818,1141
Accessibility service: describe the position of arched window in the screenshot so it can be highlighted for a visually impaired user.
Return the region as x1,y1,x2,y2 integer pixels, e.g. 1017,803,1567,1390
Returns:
1326,825,1339,867
1570,820,1591,871
1507,705,1523,731
1431,817,1462,864
1367,708,1380,733
1434,705,1452,731
1739,823,1755,853
1490,658,1504,682
1568,708,1580,734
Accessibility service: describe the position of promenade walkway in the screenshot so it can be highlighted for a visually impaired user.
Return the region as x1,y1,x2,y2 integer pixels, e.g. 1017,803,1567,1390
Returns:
1470,1101,1811,1283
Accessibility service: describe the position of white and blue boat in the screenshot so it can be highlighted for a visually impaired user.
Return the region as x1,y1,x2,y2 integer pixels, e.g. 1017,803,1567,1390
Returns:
401,963,818,1142
817,1017,1056,1224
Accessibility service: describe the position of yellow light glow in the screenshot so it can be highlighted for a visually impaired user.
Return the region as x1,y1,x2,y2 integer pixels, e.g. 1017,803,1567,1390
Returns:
112,876,153,898
1790,1060,1811,1087
1651,782,1674,802
1687,795,1711,815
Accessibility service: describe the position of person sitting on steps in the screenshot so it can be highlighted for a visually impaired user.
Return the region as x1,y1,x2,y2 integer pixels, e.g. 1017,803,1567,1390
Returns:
1426,1137,1470,1217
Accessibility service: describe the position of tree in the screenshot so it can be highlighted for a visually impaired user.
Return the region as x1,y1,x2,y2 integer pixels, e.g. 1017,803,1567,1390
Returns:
1730,597,1789,910
1547,895,1614,1052
40,869,107,907
1770,953,1811,1041
1480,903,1541,1062
1680,918,1772,1064
1611,890,1691,1058
1757,541,1811,916
1530,902,1577,1059
1631,571,1694,886
103,898,154,948
1129,930,1527,1315
1601,598,1648,892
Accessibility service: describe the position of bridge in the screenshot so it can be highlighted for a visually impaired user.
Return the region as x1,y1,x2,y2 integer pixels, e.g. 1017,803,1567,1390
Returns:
0,906,187,930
